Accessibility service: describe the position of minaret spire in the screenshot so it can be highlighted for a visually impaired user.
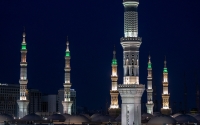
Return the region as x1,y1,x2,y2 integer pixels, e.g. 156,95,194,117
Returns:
17,29,29,118
146,55,154,114
109,45,120,117
66,36,69,51
161,57,172,115
62,37,73,114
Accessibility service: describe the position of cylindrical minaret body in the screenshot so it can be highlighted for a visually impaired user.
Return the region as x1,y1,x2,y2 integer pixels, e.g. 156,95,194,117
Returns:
118,0,145,125
62,40,73,115
109,47,120,117
161,58,171,115
17,30,29,118
146,56,154,114
121,0,141,85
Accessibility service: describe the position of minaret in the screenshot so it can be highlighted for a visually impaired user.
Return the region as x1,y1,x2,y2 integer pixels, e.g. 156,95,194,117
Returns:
118,0,145,124
146,55,154,114
17,29,29,118
62,38,73,115
108,46,120,117
161,57,171,115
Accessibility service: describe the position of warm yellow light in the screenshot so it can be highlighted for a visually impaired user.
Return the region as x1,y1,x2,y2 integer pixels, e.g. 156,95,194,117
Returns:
112,72,117,76
163,107,169,109
110,105,119,109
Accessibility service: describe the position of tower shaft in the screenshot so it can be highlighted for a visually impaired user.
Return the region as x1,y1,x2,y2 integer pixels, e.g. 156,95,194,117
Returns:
62,40,73,115
146,56,154,114
118,0,145,125
17,30,29,118
161,59,171,115
109,48,120,117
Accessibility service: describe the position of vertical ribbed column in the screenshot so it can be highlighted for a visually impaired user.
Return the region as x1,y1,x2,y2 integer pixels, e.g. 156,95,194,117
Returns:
124,0,139,37
118,0,145,125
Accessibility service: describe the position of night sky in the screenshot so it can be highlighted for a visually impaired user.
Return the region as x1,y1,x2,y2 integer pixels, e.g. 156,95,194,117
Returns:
0,0,200,111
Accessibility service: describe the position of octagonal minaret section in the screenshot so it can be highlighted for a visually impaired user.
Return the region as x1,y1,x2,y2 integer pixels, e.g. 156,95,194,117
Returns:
146,55,154,114
161,58,171,115
121,0,141,84
118,0,145,125
62,39,73,115
17,30,29,118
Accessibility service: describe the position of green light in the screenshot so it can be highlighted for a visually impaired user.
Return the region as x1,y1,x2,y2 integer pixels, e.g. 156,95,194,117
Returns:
163,68,168,73
21,45,26,50
66,51,70,57
148,63,152,69
112,59,117,65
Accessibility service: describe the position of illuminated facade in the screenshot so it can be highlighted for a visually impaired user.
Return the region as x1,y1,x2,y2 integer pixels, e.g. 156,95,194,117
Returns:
62,39,73,115
108,46,120,117
17,30,29,118
58,88,76,114
146,55,154,114
161,58,171,115
118,0,145,124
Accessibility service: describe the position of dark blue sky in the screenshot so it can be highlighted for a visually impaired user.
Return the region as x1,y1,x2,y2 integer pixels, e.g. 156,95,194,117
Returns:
0,0,200,111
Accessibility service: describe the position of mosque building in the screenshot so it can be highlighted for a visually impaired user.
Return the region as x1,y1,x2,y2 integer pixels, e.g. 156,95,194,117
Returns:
0,0,200,125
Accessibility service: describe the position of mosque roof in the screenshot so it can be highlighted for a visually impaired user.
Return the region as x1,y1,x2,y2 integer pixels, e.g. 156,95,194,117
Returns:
142,113,153,121
91,115,115,122
47,114,66,122
65,115,90,124
0,113,13,122
148,115,176,125
62,113,70,119
91,113,101,119
175,114,198,123
21,113,42,121
172,113,182,118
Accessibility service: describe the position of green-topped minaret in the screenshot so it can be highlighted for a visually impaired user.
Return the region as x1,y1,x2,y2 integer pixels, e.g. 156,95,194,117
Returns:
109,45,120,117
112,47,117,65
62,38,73,115
17,29,29,118
161,57,171,115
146,55,154,114
65,41,70,57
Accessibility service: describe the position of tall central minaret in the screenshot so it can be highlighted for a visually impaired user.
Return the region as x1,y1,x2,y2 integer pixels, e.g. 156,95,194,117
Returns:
62,39,73,114
118,0,145,124
109,46,120,117
161,58,171,115
17,29,29,118
146,55,154,114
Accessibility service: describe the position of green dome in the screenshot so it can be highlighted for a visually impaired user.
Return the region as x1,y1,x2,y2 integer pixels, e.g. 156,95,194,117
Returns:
112,59,117,65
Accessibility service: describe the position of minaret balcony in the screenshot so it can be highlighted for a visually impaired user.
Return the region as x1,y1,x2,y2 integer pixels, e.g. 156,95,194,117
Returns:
121,37,141,41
